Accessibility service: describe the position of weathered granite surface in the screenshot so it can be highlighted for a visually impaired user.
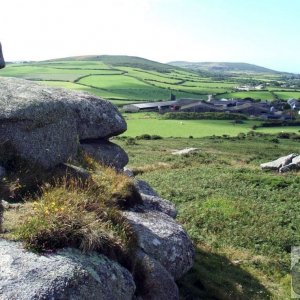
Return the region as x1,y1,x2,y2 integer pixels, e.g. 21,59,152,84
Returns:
0,77,126,168
0,239,135,300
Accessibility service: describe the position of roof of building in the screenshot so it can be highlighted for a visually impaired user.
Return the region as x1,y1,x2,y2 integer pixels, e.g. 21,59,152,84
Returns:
123,99,203,109
123,100,178,109
229,103,269,112
180,101,222,110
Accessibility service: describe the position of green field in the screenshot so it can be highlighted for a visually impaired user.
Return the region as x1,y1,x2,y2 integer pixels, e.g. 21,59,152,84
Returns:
273,91,300,100
216,91,275,100
123,113,300,138
115,135,300,299
2,56,298,103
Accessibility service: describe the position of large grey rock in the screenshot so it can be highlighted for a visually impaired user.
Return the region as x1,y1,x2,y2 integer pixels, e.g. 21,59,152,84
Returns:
134,179,159,197
0,203,3,233
133,179,177,217
291,155,300,166
122,210,194,280
260,153,298,171
0,239,135,300
81,140,129,170
132,249,179,300
139,194,177,218
0,165,6,180
123,167,134,177
0,77,126,168
279,155,300,173
0,42,4,69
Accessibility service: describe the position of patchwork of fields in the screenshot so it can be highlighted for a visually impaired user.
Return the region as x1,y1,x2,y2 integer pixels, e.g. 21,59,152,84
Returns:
2,57,300,107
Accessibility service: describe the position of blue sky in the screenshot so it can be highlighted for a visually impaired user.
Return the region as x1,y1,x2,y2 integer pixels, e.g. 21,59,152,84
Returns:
1,0,299,72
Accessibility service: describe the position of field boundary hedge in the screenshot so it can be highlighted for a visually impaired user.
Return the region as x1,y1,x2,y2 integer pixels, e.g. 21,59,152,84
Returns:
163,112,248,120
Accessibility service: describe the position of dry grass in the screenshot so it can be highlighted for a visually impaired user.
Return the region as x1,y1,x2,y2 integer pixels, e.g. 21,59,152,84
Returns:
1,157,141,261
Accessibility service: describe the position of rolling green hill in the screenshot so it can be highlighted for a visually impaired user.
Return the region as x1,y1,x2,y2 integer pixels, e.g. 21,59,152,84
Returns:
168,61,280,74
47,55,177,72
1,55,298,105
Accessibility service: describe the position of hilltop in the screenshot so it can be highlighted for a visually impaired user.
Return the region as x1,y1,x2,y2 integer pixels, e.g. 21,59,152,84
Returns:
168,61,280,74
47,55,177,72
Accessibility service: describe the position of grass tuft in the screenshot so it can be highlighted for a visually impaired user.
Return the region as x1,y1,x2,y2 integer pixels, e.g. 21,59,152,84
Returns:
1,158,141,261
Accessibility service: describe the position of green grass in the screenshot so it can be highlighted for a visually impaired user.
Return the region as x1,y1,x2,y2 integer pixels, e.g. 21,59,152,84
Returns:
1,58,298,103
216,91,275,100
273,91,300,100
123,118,258,137
183,81,236,88
115,135,300,299
77,74,171,100
78,74,158,89
122,113,300,138
34,60,112,69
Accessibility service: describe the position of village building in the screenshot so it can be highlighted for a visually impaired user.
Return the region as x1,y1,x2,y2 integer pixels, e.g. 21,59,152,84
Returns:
123,99,199,113
179,101,222,113
122,96,296,119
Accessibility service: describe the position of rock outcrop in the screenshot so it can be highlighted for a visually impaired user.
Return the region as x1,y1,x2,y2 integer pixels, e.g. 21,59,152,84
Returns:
0,77,126,168
0,239,135,300
0,78,194,299
132,249,179,300
123,210,194,280
0,181,194,299
81,140,129,170
260,153,300,172
0,42,4,69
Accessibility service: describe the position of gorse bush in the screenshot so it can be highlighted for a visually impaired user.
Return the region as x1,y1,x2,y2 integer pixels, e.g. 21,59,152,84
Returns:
16,163,141,256
135,134,163,140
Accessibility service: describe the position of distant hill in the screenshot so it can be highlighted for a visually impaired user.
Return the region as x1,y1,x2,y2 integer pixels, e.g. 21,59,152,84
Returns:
48,55,176,73
168,61,279,74
4,54,299,105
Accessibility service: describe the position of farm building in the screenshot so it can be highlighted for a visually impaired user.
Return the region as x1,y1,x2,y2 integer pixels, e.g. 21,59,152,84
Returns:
288,99,300,110
180,101,222,112
123,99,199,112
228,103,270,115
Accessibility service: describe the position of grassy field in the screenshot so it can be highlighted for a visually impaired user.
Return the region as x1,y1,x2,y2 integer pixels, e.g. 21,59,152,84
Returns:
122,113,300,138
2,56,298,104
273,91,300,100
216,91,275,100
115,134,300,299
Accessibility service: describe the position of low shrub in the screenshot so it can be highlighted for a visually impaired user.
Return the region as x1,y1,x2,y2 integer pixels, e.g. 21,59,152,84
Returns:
270,138,280,144
163,112,248,120
135,134,163,140
237,133,246,139
277,132,291,139
136,134,151,140
126,137,137,145
261,121,300,127
150,135,163,140
15,163,141,255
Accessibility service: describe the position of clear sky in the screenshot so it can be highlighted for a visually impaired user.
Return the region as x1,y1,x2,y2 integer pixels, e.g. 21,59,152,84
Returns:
1,0,300,72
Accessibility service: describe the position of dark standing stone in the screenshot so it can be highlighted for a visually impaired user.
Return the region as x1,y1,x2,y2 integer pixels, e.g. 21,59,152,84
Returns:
0,42,5,69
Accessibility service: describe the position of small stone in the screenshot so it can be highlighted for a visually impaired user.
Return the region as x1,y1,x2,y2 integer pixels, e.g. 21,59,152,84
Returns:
172,148,199,155
260,153,299,171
